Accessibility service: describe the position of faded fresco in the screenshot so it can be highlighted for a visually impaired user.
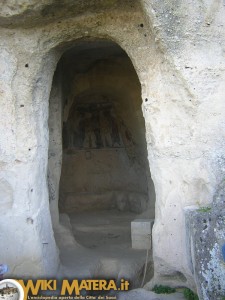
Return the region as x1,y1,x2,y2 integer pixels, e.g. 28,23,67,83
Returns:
63,102,135,151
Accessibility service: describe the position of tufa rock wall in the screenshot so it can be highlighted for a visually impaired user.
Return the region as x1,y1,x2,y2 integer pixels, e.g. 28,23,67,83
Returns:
0,0,224,293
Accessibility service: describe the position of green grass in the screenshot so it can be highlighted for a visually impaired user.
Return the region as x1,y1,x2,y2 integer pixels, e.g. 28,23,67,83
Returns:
152,285,176,294
197,206,211,213
183,288,199,300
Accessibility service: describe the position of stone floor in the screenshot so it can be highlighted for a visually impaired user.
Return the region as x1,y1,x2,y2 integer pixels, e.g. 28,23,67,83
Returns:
58,210,152,285
56,209,186,299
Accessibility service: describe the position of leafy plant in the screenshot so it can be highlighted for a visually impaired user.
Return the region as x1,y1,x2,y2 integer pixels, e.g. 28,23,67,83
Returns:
152,285,176,294
183,288,199,300
197,206,211,213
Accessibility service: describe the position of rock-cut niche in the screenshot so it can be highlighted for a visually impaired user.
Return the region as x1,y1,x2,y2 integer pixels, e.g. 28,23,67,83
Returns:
48,39,155,250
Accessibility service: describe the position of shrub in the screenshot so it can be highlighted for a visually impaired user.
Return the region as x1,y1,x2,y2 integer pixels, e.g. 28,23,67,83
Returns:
152,285,176,294
197,206,211,213
183,288,199,300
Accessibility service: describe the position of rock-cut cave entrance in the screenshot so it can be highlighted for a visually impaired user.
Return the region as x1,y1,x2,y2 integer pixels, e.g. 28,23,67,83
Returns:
48,39,156,285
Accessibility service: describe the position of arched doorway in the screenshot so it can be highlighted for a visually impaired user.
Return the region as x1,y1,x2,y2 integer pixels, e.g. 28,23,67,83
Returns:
48,39,155,285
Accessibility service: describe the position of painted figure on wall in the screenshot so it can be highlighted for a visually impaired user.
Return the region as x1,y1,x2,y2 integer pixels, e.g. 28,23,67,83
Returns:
63,101,135,152
83,112,96,148
100,110,112,147
91,110,102,148
110,109,121,147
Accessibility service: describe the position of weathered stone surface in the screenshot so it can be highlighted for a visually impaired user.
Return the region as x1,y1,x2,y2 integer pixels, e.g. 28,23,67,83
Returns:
0,0,224,294
0,0,141,27
185,181,225,299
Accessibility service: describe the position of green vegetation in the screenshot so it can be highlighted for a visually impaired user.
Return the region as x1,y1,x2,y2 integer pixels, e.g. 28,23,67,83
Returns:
197,206,211,213
183,288,199,300
152,285,176,294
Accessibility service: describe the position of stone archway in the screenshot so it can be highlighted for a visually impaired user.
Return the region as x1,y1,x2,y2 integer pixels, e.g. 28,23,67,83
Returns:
48,38,155,283
0,1,206,291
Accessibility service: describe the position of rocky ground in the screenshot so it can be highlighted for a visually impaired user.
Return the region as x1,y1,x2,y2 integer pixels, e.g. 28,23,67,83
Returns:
55,210,186,299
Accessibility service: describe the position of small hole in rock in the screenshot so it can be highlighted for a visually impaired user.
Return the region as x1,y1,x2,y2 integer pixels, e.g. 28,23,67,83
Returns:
26,217,34,224
140,23,144,27
25,64,29,68
145,98,148,102
20,104,24,107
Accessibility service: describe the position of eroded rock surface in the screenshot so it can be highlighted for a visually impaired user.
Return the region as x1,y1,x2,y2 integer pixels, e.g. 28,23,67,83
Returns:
0,1,224,295
185,181,225,299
